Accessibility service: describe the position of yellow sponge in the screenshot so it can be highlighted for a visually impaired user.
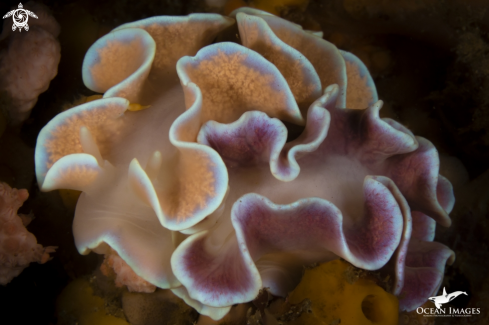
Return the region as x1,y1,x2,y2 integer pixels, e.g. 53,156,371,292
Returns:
288,260,398,325
56,278,129,325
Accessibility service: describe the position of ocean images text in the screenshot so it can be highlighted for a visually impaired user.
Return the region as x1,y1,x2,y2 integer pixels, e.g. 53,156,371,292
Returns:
417,307,481,317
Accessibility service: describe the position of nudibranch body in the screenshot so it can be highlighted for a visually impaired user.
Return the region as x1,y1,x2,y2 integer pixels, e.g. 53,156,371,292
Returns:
35,8,454,320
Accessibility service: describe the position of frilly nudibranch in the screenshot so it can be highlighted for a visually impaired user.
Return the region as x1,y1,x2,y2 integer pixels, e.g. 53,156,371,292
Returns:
34,8,455,320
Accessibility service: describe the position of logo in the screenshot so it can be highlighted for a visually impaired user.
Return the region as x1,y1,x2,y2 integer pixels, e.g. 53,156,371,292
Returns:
428,287,468,309
2,3,38,32
416,287,480,318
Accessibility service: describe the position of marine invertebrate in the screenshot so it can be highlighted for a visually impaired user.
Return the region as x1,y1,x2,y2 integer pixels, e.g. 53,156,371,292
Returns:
0,182,56,285
35,8,454,320
287,259,398,325
0,2,60,125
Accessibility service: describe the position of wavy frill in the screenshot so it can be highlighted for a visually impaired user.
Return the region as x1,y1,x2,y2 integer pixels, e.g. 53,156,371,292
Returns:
171,79,454,316
34,8,455,321
35,14,235,289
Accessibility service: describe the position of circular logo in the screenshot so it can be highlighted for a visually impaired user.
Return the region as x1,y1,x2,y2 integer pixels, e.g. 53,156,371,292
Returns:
2,3,38,32
13,9,28,28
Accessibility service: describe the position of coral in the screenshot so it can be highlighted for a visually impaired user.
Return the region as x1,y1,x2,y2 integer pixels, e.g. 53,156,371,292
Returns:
0,2,60,125
287,260,398,325
35,7,454,320
0,182,56,285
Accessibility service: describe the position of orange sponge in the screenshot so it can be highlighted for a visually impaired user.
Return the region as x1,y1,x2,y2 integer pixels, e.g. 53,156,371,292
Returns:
0,182,56,285
100,248,156,293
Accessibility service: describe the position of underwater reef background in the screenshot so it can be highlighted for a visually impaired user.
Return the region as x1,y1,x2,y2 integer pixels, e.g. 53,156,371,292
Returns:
0,0,488,324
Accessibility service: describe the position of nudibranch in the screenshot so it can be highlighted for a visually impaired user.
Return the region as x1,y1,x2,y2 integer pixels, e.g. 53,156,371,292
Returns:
35,8,455,320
